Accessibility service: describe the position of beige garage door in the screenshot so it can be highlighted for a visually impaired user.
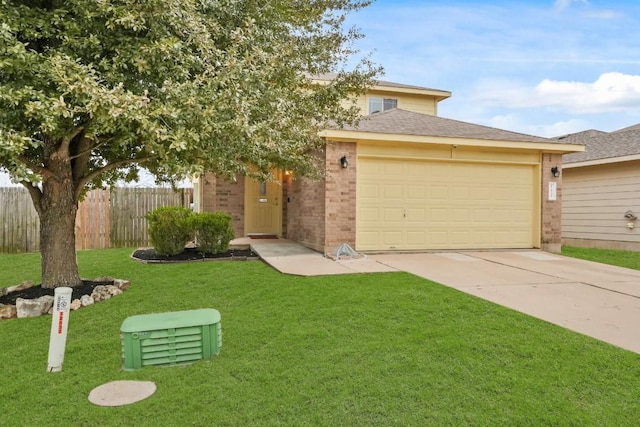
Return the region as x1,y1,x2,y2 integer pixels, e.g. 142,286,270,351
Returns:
357,158,536,250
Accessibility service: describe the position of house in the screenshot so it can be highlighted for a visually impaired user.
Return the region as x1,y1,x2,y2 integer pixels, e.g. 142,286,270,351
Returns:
558,125,640,251
195,76,582,254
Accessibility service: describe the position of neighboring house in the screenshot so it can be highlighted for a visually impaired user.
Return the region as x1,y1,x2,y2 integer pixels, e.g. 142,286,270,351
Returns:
559,125,640,251
196,76,582,254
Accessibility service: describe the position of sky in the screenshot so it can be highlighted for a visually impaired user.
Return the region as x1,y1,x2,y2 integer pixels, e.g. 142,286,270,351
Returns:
345,0,640,137
2,0,638,186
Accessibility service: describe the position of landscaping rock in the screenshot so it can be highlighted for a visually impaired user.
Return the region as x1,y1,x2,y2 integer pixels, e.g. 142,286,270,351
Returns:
6,280,34,295
91,286,112,302
0,277,130,321
90,285,123,302
107,285,123,297
0,304,17,319
80,295,94,307
16,295,54,318
114,279,131,291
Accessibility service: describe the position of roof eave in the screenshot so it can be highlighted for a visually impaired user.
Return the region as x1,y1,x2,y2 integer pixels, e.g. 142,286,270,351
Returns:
368,84,452,101
564,153,640,168
320,129,585,153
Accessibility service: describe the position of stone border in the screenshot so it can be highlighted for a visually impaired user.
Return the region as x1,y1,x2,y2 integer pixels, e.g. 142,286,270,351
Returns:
0,278,130,320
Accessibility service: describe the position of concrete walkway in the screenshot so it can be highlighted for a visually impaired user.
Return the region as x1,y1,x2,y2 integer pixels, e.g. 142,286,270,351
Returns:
244,238,640,354
247,238,396,276
371,251,640,354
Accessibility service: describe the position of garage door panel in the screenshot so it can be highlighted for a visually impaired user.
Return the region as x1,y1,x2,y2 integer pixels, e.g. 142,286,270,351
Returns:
383,184,403,200
430,231,449,245
451,209,469,222
472,209,492,222
452,231,471,244
430,186,448,200
472,230,492,243
358,231,379,247
383,207,403,223
493,209,511,222
358,207,380,222
382,231,403,247
451,187,470,200
357,158,536,251
407,185,426,200
406,208,426,222
406,231,427,245
430,208,448,222
359,183,379,199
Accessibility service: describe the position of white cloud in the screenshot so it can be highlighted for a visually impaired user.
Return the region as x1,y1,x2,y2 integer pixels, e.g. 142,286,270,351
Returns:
482,114,590,138
537,119,595,137
473,73,640,115
536,72,640,113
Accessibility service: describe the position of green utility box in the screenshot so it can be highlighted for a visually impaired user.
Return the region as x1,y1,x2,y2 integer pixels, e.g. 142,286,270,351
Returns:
120,308,221,371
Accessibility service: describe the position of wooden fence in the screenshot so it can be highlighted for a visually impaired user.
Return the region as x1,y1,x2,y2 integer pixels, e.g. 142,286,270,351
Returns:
0,187,192,253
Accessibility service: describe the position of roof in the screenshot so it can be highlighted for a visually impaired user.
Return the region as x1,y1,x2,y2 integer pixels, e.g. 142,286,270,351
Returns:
346,109,553,143
558,124,640,164
321,109,581,153
311,73,451,99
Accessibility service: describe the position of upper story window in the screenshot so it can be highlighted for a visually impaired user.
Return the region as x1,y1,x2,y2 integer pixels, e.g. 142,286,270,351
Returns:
368,97,398,114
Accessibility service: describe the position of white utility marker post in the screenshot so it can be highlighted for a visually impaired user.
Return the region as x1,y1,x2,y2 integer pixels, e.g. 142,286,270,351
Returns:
47,287,73,372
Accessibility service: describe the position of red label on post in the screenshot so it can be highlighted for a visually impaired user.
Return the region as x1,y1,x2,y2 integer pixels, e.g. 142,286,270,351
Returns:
57,312,64,334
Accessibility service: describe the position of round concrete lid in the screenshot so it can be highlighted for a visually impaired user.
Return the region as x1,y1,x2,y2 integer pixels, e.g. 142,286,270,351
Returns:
88,380,156,407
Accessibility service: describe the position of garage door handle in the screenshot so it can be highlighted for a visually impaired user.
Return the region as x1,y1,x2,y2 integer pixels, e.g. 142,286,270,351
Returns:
403,209,406,218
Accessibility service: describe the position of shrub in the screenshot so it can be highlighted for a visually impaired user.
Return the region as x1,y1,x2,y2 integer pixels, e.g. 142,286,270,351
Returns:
191,211,235,254
145,206,193,256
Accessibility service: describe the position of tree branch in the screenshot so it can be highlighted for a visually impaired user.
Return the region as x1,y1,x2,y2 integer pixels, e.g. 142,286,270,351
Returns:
74,155,157,198
17,155,57,182
57,125,86,158
22,182,43,217
68,138,110,161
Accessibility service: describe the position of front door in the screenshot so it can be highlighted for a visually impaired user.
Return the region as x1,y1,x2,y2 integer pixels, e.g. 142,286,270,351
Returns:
244,173,283,236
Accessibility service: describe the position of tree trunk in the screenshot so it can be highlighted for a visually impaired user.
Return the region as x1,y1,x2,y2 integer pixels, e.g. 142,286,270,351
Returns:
36,149,82,289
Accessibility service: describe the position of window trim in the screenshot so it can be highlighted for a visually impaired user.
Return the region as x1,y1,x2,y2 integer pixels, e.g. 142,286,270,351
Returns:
368,97,398,114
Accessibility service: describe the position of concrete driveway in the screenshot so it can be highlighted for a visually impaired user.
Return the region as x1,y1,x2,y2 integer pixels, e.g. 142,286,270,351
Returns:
371,251,640,354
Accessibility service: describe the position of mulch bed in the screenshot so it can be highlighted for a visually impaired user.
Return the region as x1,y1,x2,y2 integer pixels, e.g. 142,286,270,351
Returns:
0,279,113,306
131,247,259,263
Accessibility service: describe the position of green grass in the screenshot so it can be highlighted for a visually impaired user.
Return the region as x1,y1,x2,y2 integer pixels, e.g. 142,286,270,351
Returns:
2,248,640,426
562,245,640,271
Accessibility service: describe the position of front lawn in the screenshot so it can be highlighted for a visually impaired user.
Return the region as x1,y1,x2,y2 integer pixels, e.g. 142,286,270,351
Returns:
1,248,639,426
562,245,640,271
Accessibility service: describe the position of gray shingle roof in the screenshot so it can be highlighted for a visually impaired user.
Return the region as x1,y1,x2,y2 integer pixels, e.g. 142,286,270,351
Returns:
559,125,640,163
344,109,553,143
613,123,640,133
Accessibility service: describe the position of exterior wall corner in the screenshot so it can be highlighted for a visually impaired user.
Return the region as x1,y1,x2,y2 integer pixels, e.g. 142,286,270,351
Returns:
541,153,563,252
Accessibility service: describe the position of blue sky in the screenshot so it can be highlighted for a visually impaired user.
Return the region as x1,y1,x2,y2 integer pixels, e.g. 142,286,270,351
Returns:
2,0,637,186
345,0,640,137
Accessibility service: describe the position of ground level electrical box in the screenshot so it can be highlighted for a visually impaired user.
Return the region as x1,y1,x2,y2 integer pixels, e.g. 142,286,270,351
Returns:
121,308,221,370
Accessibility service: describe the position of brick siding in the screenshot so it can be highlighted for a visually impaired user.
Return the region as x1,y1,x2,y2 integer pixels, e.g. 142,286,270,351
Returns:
322,141,357,254
541,153,563,253
285,155,327,252
200,172,245,238
283,141,358,254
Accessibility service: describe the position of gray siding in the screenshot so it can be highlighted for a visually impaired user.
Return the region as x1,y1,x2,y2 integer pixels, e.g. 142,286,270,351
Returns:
562,160,640,249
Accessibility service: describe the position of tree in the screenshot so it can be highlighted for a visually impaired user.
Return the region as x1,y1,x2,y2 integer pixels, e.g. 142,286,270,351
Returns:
0,0,379,288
